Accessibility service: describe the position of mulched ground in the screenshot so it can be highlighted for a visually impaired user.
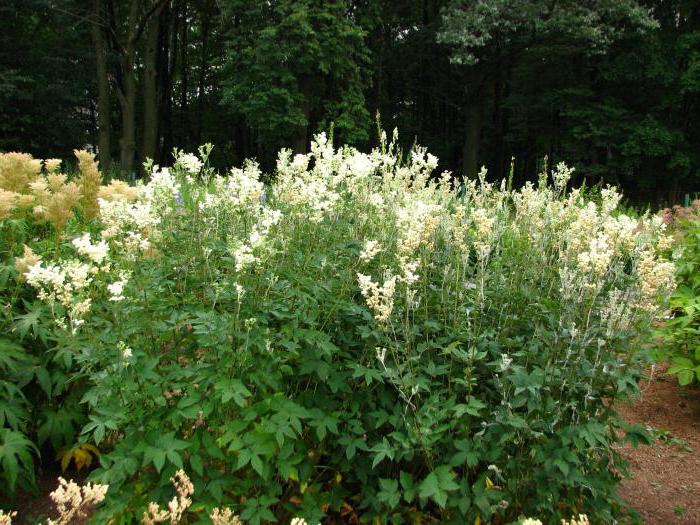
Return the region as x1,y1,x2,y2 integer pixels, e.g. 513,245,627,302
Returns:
617,365,700,524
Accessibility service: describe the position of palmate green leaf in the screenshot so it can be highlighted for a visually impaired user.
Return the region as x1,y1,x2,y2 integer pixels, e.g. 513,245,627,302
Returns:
450,439,479,468
0,428,38,492
12,305,45,341
0,338,34,374
668,357,697,385
82,412,121,445
418,465,459,508
678,368,695,386
214,378,252,407
399,471,417,502
190,454,204,476
37,404,83,449
0,384,29,431
377,478,401,509
451,398,486,418
35,366,52,397
308,409,339,440
370,437,395,468
240,495,278,525
136,432,190,473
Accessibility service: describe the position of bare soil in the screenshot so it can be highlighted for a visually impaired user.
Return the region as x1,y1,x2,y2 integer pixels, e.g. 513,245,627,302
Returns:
617,366,700,524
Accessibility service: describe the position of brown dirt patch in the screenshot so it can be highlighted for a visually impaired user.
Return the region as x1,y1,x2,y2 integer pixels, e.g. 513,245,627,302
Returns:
618,365,700,524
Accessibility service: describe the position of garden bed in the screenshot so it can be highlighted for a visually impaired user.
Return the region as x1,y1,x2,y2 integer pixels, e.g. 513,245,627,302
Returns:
618,366,700,524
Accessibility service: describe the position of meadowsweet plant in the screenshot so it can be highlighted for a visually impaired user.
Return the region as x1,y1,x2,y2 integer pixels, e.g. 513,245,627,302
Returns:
4,135,674,523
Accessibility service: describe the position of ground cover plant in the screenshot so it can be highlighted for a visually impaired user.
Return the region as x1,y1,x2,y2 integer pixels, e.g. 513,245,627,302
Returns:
0,134,676,524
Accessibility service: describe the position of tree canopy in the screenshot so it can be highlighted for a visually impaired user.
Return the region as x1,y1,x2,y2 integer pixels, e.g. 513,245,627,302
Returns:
0,0,698,204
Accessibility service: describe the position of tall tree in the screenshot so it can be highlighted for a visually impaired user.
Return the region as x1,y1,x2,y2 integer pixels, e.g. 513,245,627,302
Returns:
438,0,657,178
92,0,112,172
106,0,169,175
0,0,94,158
221,0,371,154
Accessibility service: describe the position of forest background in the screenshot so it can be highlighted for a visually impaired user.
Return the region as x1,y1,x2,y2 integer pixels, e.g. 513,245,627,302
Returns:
1,0,699,205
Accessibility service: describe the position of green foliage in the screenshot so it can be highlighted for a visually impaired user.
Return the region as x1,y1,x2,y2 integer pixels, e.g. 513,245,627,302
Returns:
0,207,90,501
438,0,656,66
0,428,38,493
659,220,700,385
2,0,699,203
0,0,94,157
221,0,371,149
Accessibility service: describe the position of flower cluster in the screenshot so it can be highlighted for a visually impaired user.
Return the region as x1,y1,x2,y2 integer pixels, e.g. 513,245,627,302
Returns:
209,508,243,525
143,469,194,524
72,233,109,265
174,150,203,175
635,249,676,311
357,272,397,323
24,258,95,330
73,149,103,220
46,477,108,525
359,240,381,263
98,199,159,257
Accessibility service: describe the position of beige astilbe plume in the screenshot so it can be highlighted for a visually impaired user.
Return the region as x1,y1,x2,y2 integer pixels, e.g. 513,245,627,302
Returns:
74,149,103,220
30,172,81,232
14,245,41,281
142,469,194,524
0,510,17,525
44,158,62,173
46,477,109,525
0,189,20,220
0,152,42,193
210,508,243,525
98,179,139,202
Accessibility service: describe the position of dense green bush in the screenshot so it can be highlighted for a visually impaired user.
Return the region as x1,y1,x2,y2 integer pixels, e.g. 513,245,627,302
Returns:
659,217,700,385
1,137,675,524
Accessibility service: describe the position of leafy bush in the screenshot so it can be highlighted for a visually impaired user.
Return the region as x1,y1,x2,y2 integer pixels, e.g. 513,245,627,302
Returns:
1,136,675,524
659,219,700,385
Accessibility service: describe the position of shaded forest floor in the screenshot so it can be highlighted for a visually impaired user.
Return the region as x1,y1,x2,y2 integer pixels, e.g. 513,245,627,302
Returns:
618,365,700,524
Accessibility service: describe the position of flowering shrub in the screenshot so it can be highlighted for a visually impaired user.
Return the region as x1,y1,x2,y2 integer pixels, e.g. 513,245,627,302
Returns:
0,136,675,524
659,199,700,227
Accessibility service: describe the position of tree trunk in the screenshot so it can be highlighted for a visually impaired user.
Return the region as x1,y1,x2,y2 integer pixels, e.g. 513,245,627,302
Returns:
462,99,482,179
117,0,140,176
180,2,189,150
92,0,111,172
493,55,510,180
159,2,177,161
142,5,164,164
293,74,312,153
195,8,210,145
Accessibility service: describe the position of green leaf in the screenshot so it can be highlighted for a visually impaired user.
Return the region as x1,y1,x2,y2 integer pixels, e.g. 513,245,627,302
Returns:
35,367,52,397
0,428,38,492
190,454,204,476
370,437,395,468
678,368,694,386
419,465,459,508
214,379,252,407
377,478,400,509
